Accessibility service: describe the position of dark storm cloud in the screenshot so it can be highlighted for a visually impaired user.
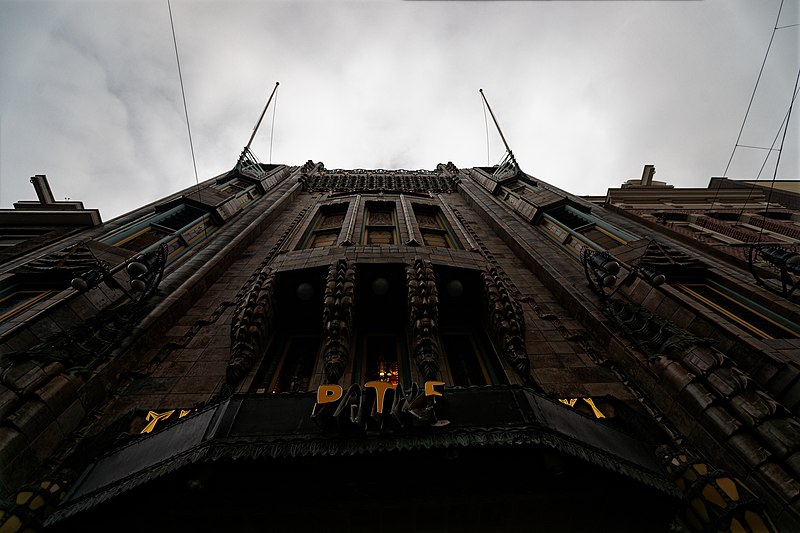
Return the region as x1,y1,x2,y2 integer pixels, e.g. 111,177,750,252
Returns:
0,0,797,220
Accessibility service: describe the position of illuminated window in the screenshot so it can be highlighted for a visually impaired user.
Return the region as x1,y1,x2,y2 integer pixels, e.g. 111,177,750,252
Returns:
360,336,403,387
362,202,398,245
413,205,461,249
300,204,348,249
101,204,216,262
676,281,800,340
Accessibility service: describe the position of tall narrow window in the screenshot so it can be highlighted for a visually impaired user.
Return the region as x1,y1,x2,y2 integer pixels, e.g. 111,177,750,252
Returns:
300,204,347,249
437,267,507,387
413,205,461,249
363,202,398,245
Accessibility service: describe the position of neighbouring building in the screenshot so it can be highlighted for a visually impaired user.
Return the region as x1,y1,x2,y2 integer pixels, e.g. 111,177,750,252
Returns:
0,154,798,532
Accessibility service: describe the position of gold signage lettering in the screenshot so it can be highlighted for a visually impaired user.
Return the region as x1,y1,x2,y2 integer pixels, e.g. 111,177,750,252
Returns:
179,410,192,418
317,384,343,404
582,398,606,419
425,381,445,397
558,398,605,419
141,410,175,434
365,381,394,413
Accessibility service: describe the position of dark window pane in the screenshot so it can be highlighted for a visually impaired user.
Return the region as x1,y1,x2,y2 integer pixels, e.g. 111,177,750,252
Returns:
442,334,489,386
272,337,320,393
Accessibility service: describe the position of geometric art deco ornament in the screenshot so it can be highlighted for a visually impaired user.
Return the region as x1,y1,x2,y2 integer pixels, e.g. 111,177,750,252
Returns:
481,266,529,378
228,267,276,388
406,259,441,381
322,259,355,384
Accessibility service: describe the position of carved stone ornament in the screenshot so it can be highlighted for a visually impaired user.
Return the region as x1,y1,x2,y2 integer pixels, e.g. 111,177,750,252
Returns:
322,259,355,383
228,267,276,387
481,267,529,378
406,259,441,381
299,163,458,194
602,298,710,359
2,245,168,374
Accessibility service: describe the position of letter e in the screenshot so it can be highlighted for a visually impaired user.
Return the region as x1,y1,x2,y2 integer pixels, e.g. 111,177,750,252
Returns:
425,381,445,397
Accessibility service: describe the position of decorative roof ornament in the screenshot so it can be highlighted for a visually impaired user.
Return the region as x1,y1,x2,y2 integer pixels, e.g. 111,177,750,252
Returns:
234,81,279,180
479,89,521,182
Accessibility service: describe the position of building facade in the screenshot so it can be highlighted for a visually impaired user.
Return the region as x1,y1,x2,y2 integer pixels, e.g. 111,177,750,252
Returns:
0,157,798,531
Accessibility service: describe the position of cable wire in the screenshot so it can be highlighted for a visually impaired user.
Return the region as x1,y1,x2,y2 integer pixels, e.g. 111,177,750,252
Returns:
713,0,784,212
269,86,279,164
482,96,490,166
720,0,784,179
168,0,202,201
734,81,800,225
758,67,800,241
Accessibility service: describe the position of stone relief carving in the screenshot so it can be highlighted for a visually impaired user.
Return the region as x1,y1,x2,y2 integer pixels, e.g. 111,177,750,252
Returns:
299,162,459,194
228,267,276,387
406,259,441,381
481,267,529,378
322,259,355,384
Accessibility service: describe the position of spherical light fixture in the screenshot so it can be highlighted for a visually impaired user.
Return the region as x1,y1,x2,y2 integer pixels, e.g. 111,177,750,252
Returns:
446,279,464,297
371,277,390,296
296,282,315,301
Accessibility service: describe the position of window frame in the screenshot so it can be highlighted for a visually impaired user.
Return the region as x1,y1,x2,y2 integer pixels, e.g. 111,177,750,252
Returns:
361,201,399,246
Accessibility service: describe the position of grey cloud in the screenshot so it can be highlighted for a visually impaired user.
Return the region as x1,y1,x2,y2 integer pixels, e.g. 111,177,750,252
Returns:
0,0,797,220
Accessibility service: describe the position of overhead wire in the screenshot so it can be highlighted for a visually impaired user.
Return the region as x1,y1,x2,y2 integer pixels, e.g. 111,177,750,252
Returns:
757,67,800,242
269,86,279,164
168,0,202,202
168,0,206,241
712,0,788,215
481,95,490,166
734,79,800,225
720,0,784,181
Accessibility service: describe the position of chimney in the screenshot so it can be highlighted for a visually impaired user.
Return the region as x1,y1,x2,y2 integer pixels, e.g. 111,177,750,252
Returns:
641,165,656,187
30,175,56,205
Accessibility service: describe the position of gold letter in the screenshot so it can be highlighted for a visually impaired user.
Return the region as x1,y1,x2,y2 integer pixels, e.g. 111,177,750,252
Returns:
317,384,343,404
425,381,445,397
582,398,606,419
365,381,394,413
141,410,175,434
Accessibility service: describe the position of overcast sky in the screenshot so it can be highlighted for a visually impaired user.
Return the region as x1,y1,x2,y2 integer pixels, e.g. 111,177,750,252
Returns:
1,0,798,221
